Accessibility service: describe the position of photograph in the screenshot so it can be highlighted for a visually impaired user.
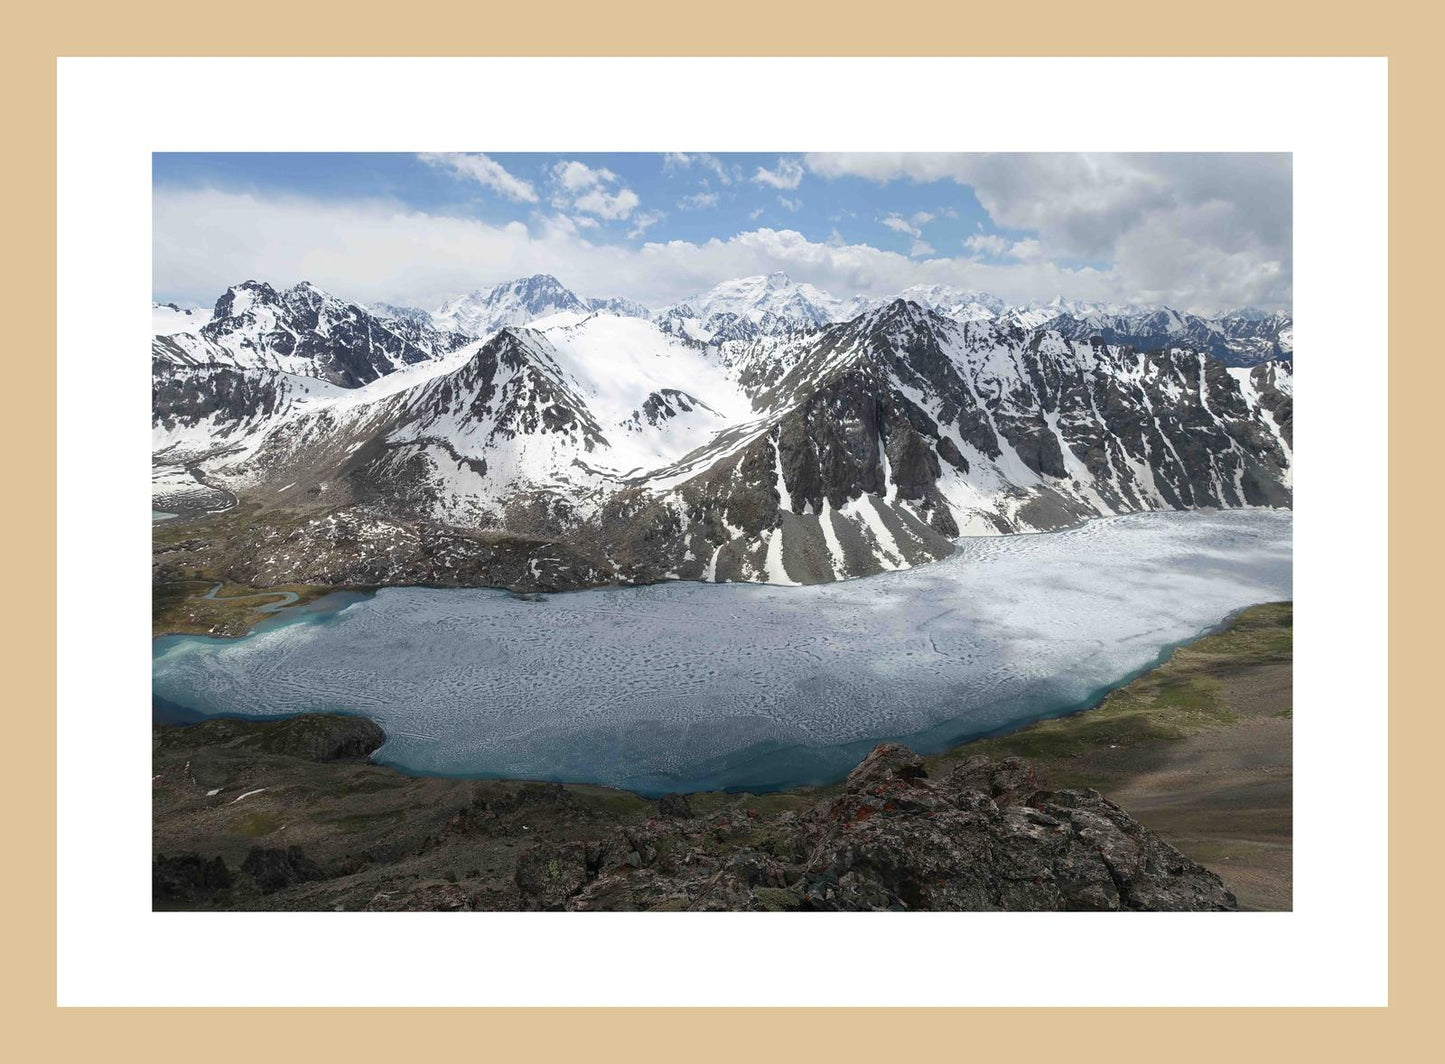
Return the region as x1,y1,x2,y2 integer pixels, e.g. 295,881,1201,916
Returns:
149,150,1295,913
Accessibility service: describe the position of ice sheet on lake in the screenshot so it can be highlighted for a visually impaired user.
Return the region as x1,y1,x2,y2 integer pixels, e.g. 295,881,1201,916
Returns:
152,509,1292,794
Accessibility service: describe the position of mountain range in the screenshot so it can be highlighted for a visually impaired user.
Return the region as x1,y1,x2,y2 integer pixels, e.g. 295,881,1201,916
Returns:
153,273,1293,590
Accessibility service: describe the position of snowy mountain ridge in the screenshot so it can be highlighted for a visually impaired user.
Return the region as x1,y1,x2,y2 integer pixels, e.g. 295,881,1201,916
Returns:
154,287,1292,590
159,271,1293,371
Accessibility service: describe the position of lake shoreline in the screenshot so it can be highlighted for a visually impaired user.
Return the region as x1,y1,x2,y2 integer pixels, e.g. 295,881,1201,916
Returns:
153,509,1293,795
153,597,1280,792
152,601,1291,911
151,504,1293,639
374,602,1269,794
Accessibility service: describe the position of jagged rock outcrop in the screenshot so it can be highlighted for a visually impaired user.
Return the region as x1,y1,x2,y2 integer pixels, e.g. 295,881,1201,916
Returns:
152,719,1237,912
153,280,471,388
519,744,1236,912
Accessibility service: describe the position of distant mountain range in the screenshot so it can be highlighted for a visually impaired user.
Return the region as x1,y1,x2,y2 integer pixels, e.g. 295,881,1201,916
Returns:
152,272,1292,591
157,271,1293,370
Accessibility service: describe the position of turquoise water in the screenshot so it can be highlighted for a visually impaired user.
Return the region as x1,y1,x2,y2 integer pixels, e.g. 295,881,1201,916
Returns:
152,509,1292,795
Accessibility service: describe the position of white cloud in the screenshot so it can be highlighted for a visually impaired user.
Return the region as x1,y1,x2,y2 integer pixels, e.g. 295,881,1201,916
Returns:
806,152,1292,309
881,213,921,238
664,152,737,185
416,152,537,203
152,185,1283,314
909,240,936,258
910,211,935,227
552,160,618,193
752,157,804,190
777,196,801,212
1008,238,1043,262
626,209,665,239
963,233,1010,257
678,191,719,210
548,160,640,221
574,186,640,221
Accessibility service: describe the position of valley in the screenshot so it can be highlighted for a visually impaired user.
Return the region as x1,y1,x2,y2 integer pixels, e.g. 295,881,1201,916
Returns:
150,269,1296,913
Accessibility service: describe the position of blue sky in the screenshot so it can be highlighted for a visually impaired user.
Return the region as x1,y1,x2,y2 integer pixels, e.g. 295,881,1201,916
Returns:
152,152,1290,313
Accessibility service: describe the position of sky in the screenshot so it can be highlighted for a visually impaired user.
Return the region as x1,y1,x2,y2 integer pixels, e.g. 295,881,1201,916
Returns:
153,152,1291,315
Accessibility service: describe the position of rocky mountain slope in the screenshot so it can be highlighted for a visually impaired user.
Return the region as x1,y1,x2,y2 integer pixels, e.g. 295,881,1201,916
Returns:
153,280,473,388
152,719,1235,912
153,275,1293,590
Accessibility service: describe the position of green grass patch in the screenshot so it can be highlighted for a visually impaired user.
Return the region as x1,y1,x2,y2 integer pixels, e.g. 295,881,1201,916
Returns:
942,601,1289,766
755,887,802,912
152,578,343,638
233,812,281,838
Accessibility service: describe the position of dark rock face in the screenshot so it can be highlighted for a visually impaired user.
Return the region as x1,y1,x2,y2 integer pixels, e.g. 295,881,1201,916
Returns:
252,715,386,762
241,846,323,893
197,281,470,388
155,714,384,763
1250,360,1294,448
513,744,1236,913
1044,306,1292,368
657,793,693,819
153,853,233,905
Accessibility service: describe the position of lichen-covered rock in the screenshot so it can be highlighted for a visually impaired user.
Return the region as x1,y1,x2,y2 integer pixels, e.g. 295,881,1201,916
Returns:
514,842,592,911
510,744,1235,913
154,713,1239,912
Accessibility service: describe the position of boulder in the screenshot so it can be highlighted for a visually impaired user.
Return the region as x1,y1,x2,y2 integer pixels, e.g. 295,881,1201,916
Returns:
242,846,323,892
657,793,693,819
153,853,232,905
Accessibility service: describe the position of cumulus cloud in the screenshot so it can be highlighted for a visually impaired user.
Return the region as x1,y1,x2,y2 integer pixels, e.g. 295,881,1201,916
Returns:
753,157,804,190
1008,238,1043,262
626,209,665,239
664,152,738,185
553,160,617,192
159,153,1288,314
153,187,1158,312
416,152,537,203
881,213,922,238
807,152,1292,309
574,186,640,221
549,159,640,222
963,233,1010,257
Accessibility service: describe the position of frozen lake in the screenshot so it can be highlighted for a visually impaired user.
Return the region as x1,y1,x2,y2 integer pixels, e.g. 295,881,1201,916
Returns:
152,509,1292,794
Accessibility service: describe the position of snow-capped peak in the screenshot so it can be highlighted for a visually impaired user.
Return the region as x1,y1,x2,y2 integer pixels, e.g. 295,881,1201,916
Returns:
432,274,591,337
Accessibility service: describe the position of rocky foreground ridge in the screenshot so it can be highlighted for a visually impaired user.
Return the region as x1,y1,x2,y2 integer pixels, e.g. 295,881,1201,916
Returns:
153,716,1235,912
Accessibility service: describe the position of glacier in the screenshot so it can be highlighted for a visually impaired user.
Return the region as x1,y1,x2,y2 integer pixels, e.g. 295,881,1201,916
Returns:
152,508,1292,795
